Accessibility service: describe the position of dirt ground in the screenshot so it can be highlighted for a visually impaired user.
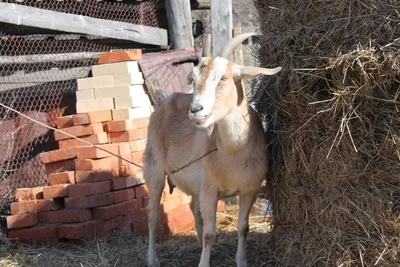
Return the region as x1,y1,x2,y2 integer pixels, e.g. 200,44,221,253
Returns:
0,201,277,267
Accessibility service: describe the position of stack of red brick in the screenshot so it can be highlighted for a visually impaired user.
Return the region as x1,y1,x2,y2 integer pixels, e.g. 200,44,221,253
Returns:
5,110,213,243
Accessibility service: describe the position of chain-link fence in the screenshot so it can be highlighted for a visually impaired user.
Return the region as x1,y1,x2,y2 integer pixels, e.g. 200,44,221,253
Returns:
0,0,162,215
2,0,160,27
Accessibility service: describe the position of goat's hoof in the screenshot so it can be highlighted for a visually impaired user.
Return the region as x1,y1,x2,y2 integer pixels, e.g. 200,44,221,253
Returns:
236,258,247,267
147,260,160,267
147,252,160,267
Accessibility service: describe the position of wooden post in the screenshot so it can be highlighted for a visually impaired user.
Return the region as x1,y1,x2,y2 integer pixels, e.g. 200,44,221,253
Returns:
165,0,194,49
210,0,233,57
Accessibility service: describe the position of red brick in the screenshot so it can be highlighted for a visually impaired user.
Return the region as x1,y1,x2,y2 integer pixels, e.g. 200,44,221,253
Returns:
32,187,44,200
142,196,149,208
58,221,98,239
104,118,149,133
110,177,127,190
125,175,140,188
96,216,124,234
49,171,75,185
132,151,144,163
43,184,69,199
76,144,119,159
68,180,111,197
98,50,142,65
129,139,147,152
135,184,148,198
109,128,148,143
75,157,119,171
39,147,77,164
65,192,114,209
73,110,112,126
7,213,38,229
119,164,142,177
162,198,181,213
45,159,75,176
54,123,104,141
38,209,91,224
8,225,58,241
58,132,109,149
119,153,133,166
113,188,135,203
92,199,141,220
118,142,131,155
10,199,62,215
217,200,225,212
75,168,118,183
124,208,147,225
56,115,74,129
15,188,33,202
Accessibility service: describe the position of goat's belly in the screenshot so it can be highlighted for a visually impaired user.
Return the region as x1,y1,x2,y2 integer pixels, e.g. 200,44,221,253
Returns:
168,169,201,197
211,158,266,198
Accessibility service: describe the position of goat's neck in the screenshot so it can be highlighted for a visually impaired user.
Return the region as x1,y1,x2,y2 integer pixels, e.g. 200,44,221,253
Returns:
215,98,251,154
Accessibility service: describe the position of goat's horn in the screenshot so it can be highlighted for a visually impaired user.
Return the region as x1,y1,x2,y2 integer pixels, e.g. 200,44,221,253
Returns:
218,32,258,59
202,34,212,57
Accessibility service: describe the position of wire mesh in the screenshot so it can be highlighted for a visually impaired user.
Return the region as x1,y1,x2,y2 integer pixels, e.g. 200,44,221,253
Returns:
3,0,160,27
0,0,161,214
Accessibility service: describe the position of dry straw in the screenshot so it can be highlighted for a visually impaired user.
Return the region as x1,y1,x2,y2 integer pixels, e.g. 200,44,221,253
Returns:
252,0,400,266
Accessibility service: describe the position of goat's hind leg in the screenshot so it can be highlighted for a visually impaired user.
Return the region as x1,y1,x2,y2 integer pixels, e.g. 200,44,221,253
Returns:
236,193,257,267
143,158,165,267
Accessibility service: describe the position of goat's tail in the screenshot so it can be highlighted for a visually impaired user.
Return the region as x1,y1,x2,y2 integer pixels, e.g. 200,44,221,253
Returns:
146,75,165,108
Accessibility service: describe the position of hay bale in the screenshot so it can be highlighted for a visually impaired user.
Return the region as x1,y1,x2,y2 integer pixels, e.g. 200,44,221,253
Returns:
253,1,400,266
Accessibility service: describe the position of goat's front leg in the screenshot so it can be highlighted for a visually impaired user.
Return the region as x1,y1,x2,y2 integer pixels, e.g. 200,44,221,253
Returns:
190,196,203,247
236,193,257,267
198,187,218,267
144,165,165,267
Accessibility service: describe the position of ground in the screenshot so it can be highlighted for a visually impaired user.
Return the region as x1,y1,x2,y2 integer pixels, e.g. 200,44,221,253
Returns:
0,201,275,267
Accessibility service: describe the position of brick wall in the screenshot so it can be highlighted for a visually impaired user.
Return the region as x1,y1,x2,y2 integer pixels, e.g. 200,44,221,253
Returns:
5,53,224,243
6,110,224,243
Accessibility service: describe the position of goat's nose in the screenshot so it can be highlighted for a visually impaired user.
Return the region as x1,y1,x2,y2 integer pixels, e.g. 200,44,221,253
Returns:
190,103,203,114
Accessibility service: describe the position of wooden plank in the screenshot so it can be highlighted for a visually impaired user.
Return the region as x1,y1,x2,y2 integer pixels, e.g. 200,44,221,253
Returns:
0,3,168,46
0,67,90,91
211,0,233,57
0,52,100,65
165,0,194,49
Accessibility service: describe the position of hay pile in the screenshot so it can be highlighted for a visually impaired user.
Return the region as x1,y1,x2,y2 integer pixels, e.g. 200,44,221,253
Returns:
253,1,400,266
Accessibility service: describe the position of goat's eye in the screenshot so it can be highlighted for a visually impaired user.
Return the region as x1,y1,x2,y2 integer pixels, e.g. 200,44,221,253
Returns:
221,76,229,81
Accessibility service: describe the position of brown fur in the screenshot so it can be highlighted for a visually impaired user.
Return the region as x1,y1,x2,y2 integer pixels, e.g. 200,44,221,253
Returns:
144,57,280,267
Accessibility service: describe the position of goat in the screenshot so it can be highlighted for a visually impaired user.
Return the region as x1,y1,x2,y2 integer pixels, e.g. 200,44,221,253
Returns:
143,33,281,267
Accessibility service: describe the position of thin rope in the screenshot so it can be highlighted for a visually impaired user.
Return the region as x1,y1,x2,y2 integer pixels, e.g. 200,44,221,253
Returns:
168,148,218,175
0,102,142,168
0,102,218,174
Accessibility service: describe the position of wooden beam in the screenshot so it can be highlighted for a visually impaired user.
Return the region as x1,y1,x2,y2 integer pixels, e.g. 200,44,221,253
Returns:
210,0,232,57
0,3,168,46
0,67,90,91
0,52,100,65
165,0,194,49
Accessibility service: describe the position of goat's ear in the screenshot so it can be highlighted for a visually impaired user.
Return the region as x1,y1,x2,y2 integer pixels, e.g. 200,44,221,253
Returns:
234,65,282,78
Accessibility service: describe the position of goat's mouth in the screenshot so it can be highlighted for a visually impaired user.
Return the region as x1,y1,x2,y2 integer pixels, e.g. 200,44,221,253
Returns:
190,113,211,126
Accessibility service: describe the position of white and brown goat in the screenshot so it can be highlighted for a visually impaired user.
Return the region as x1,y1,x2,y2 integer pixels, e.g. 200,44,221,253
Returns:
143,33,281,267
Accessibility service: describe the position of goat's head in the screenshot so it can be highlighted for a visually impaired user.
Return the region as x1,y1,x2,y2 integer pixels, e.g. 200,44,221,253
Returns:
187,33,281,129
